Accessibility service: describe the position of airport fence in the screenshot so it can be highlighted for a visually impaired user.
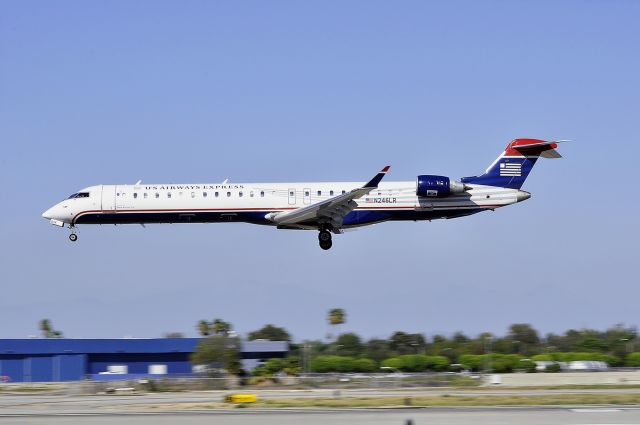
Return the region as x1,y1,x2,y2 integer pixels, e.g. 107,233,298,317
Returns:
71,372,480,394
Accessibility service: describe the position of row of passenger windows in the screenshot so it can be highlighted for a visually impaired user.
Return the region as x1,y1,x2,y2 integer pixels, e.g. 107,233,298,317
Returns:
127,190,347,199
130,191,265,199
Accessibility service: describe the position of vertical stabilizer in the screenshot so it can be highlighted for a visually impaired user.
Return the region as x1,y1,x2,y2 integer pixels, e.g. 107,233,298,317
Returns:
461,139,565,189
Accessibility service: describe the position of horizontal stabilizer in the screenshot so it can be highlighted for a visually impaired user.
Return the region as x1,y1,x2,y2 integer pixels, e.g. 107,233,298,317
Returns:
540,149,562,158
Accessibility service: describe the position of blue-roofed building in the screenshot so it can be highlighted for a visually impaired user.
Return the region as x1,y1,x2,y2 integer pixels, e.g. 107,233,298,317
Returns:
0,339,288,382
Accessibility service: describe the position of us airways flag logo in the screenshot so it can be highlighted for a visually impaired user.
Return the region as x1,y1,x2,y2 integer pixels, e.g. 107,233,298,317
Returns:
500,162,522,177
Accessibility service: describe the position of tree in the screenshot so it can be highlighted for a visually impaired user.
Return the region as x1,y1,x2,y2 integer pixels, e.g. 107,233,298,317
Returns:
328,308,346,326
507,323,540,355
327,308,346,342
191,335,242,374
212,319,232,336
389,332,426,355
364,339,392,363
452,332,470,344
39,319,63,338
335,333,363,357
248,324,292,342
197,320,211,336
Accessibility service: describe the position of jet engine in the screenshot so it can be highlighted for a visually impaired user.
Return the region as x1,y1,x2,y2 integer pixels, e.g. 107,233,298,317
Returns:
416,175,469,197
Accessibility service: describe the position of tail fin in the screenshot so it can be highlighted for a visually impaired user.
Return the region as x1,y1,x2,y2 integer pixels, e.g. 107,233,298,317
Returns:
461,139,566,189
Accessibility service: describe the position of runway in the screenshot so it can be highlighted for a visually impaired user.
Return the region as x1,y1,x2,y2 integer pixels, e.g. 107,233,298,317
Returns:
2,388,640,424
1,407,640,425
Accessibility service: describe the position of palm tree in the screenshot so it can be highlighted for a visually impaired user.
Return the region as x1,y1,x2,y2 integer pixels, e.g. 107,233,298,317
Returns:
212,318,232,336
39,319,52,338
328,308,346,326
197,320,211,336
327,308,346,342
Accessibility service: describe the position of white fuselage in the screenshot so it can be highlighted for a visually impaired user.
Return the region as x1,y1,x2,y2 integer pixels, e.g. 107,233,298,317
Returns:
42,181,526,229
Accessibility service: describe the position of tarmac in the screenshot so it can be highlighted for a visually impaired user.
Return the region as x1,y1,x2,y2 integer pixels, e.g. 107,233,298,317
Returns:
1,389,640,424
1,407,640,425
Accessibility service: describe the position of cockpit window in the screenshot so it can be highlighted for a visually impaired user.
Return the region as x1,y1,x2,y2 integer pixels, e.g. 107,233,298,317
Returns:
67,192,90,199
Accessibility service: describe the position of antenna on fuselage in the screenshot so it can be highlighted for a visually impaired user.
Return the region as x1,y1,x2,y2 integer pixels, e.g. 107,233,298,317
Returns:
222,178,229,184
135,180,142,185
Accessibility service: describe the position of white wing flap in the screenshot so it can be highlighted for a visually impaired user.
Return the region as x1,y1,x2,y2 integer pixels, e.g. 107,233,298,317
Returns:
271,167,390,229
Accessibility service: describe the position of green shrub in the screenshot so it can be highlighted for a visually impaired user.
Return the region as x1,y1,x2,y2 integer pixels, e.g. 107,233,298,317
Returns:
253,357,300,376
458,354,523,373
625,352,640,367
516,359,537,373
545,362,561,373
310,356,356,373
380,355,450,372
540,352,621,366
352,358,377,373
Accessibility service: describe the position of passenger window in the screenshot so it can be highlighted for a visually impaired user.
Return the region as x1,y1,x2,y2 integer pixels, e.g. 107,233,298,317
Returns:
342,190,346,195
250,191,254,197
227,192,231,197
330,190,334,196
317,190,321,196
239,191,243,197
191,192,195,198
289,191,294,196
144,193,148,199
178,192,183,197
305,191,309,196
203,192,207,198
260,191,264,197
168,192,172,198
215,192,219,197
155,193,159,198
133,193,138,199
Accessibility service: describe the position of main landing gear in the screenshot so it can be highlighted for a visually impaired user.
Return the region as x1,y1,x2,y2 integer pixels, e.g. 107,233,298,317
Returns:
318,229,332,250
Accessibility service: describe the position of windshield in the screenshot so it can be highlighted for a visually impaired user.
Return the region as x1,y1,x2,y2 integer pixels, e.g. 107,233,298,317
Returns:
67,192,90,199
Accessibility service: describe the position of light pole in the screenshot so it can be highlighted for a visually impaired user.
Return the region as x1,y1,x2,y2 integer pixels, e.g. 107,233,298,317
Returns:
484,336,493,377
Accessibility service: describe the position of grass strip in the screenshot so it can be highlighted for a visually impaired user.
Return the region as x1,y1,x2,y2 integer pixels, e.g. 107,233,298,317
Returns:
151,393,640,409
254,393,640,408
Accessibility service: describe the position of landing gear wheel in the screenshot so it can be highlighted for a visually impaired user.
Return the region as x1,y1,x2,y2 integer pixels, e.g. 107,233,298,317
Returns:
318,230,332,243
69,233,78,242
319,239,333,250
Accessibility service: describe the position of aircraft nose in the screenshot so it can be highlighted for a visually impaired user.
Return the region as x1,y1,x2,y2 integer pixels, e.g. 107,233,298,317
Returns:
42,207,54,220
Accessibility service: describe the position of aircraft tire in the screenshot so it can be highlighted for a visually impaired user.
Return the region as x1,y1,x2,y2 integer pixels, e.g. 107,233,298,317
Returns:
69,233,78,242
318,230,332,243
319,239,332,250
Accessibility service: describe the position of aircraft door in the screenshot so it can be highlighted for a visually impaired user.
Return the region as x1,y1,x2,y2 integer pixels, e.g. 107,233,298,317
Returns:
303,188,311,205
115,185,134,210
101,185,116,211
288,188,296,205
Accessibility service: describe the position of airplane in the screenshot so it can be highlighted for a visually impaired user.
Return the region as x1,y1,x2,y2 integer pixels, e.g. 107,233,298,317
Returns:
42,138,565,250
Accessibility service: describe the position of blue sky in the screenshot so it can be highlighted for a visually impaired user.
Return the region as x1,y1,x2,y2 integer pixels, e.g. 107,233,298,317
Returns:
1,1,639,341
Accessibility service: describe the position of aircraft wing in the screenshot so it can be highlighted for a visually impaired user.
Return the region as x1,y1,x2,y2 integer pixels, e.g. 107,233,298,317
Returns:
270,166,390,231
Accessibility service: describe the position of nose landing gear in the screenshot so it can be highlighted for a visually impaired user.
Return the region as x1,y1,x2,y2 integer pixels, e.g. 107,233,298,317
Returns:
318,229,332,250
68,225,78,242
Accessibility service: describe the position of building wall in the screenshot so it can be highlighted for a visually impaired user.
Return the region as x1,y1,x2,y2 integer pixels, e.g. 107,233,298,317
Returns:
0,354,86,382
87,353,191,375
0,339,288,382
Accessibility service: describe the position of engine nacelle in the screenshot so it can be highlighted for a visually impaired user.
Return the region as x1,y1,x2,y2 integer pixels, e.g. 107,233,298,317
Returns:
416,175,467,198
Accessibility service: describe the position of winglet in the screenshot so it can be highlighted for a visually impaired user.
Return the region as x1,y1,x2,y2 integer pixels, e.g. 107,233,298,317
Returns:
364,166,391,188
